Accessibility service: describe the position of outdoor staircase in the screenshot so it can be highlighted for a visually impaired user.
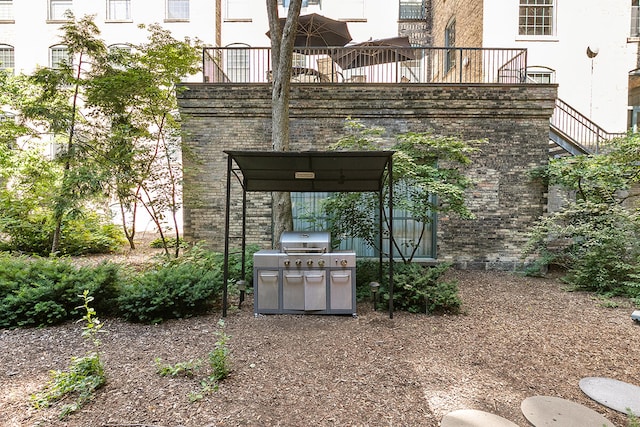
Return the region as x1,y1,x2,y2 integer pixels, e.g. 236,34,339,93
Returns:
549,98,626,157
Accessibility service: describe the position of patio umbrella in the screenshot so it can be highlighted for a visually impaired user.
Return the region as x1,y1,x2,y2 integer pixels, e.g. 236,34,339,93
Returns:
266,13,352,47
332,36,416,69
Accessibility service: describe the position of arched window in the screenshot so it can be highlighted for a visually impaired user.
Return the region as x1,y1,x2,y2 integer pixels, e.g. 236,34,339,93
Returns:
50,45,70,69
224,43,250,82
0,44,14,71
525,66,555,83
444,18,456,73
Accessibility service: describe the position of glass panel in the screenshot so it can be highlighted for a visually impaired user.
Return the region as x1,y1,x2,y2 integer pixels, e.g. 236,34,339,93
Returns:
50,46,70,68
107,0,131,20
399,0,425,20
0,0,13,20
341,0,365,19
519,0,553,36
291,192,435,259
225,48,249,82
632,5,640,37
445,20,456,73
49,0,72,20
167,0,189,19
226,0,251,19
0,46,14,70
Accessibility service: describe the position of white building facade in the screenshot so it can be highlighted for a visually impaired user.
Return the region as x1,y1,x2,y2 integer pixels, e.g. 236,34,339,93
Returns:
433,0,638,133
0,0,217,78
221,0,424,47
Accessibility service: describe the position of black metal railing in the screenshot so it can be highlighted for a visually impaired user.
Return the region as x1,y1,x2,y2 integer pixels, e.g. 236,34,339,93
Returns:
550,98,625,154
203,46,529,85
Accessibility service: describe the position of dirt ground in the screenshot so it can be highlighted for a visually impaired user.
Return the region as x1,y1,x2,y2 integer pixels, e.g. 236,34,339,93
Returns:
1,242,639,426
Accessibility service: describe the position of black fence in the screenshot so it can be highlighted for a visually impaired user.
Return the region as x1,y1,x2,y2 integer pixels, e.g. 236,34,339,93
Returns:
203,46,529,85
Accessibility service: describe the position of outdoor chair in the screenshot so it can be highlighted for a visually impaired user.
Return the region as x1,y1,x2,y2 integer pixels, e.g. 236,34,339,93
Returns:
317,57,343,82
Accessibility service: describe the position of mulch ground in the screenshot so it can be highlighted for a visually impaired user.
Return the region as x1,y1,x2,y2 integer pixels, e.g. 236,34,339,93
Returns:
1,269,639,427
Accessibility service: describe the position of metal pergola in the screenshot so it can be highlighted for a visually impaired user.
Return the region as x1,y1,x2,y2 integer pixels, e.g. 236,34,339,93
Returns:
221,150,397,318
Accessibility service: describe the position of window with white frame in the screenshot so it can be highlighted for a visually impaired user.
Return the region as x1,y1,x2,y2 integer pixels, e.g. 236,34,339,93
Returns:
632,0,640,37
48,0,72,21
526,66,555,83
167,0,189,20
0,0,14,21
107,0,131,21
50,45,71,68
399,0,425,20
340,0,365,19
519,0,554,36
225,0,251,20
0,45,14,71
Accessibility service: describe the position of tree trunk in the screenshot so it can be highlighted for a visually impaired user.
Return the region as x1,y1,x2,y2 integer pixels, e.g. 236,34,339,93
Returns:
266,0,302,245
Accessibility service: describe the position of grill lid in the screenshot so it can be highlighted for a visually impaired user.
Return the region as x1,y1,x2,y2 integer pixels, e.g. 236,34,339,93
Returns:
280,231,330,254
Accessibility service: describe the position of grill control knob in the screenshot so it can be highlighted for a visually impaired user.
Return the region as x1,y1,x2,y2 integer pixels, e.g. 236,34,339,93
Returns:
317,259,325,267
283,259,290,267
340,259,348,267
295,259,302,267
306,259,314,266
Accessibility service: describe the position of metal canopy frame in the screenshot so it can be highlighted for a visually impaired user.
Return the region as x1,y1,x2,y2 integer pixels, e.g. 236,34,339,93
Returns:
222,150,396,318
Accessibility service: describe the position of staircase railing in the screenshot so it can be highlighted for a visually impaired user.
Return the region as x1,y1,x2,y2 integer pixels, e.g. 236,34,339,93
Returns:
550,98,625,154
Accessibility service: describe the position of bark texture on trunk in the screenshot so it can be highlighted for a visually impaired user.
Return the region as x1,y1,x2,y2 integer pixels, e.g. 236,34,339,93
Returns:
266,0,302,243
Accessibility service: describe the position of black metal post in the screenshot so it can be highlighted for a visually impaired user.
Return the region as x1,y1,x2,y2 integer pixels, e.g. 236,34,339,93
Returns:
388,156,394,319
222,154,233,317
240,188,247,306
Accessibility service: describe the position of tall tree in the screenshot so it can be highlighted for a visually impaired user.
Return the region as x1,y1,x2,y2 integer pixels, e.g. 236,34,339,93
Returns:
266,0,303,244
21,12,108,255
86,24,202,257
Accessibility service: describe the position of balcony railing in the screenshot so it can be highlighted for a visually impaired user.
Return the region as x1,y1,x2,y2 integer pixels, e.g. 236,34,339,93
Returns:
550,98,626,154
203,46,529,85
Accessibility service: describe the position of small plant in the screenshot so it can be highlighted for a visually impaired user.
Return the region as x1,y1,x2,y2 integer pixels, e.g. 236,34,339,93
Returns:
155,357,202,378
628,409,640,427
208,319,231,381
155,319,231,402
31,291,106,419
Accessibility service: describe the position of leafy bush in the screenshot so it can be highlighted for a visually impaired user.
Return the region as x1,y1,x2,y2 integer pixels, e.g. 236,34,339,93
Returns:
383,262,461,314
524,201,640,299
0,255,122,328
0,205,125,256
116,244,254,323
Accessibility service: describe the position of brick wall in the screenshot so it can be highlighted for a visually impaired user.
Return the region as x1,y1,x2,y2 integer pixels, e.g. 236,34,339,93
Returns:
432,0,483,48
177,83,557,269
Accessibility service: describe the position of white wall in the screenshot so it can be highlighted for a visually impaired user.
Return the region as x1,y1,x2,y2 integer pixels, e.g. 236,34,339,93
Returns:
2,0,217,80
220,0,400,47
483,0,638,132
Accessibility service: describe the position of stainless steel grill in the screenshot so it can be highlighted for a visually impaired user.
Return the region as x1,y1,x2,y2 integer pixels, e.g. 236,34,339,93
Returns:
253,231,356,316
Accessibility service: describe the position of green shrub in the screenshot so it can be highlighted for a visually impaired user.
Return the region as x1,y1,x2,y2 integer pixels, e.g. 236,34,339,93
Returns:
0,206,125,256
524,201,640,299
116,244,243,323
382,262,461,314
0,255,122,328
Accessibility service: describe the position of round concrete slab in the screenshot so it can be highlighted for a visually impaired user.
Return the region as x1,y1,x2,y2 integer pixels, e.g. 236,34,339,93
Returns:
521,396,614,427
441,409,519,427
579,377,640,416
